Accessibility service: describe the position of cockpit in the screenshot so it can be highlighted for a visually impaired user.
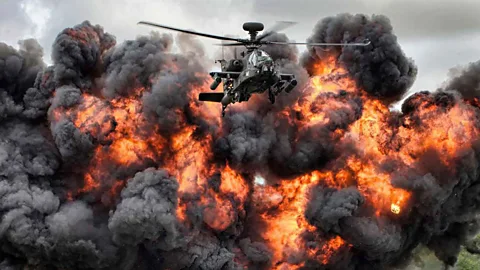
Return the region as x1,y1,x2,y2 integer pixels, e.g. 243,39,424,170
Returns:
247,50,273,67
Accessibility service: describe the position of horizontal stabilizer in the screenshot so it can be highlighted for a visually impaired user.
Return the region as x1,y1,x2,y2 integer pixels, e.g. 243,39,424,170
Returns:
199,92,224,103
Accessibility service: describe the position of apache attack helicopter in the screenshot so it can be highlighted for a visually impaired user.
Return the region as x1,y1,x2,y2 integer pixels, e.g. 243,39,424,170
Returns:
138,21,371,116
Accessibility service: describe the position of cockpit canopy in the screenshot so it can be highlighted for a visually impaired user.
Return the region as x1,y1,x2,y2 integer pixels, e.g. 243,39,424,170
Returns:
248,50,273,67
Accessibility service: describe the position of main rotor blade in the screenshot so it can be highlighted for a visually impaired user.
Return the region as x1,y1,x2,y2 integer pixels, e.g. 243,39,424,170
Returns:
214,42,246,46
138,21,242,42
266,40,371,46
256,21,297,41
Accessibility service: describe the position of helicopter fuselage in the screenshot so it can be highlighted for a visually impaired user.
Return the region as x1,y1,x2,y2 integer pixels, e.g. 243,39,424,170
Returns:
138,20,370,116
223,51,277,100
200,48,297,115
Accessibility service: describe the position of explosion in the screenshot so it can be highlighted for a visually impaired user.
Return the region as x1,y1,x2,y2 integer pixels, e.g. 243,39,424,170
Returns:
1,13,480,270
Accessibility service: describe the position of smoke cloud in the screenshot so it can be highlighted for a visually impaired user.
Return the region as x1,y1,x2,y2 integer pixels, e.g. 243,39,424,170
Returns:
301,13,418,104
0,12,480,270
442,60,480,99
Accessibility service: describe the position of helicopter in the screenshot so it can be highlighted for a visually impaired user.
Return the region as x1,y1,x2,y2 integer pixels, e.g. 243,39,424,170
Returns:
138,21,371,116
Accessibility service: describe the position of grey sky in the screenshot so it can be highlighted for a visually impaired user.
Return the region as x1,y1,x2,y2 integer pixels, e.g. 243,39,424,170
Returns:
0,0,35,46
1,0,479,102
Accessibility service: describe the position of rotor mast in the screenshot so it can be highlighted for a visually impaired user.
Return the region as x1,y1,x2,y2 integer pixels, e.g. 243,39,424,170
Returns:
242,22,264,51
249,31,257,41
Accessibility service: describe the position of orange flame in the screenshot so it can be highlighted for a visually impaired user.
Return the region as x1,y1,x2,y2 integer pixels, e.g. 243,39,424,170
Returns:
52,87,167,200
251,54,479,267
49,49,480,269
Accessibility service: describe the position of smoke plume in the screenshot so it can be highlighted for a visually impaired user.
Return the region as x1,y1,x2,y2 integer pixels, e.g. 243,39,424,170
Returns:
1,13,480,270
301,13,418,104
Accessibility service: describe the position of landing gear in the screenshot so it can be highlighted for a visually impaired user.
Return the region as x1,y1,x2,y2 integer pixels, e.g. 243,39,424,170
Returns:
268,89,276,104
222,105,226,117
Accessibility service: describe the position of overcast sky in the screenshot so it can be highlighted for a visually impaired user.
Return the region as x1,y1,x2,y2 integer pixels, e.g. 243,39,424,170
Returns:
2,0,480,102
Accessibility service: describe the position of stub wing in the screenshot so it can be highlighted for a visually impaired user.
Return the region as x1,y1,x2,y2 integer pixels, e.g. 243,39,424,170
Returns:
210,71,241,79
274,73,297,94
279,73,295,81
199,92,224,102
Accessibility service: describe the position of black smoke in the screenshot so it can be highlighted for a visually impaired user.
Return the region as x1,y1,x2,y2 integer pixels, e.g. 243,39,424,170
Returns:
0,39,45,120
300,13,418,104
0,20,227,270
0,12,480,270
442,60,480,99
